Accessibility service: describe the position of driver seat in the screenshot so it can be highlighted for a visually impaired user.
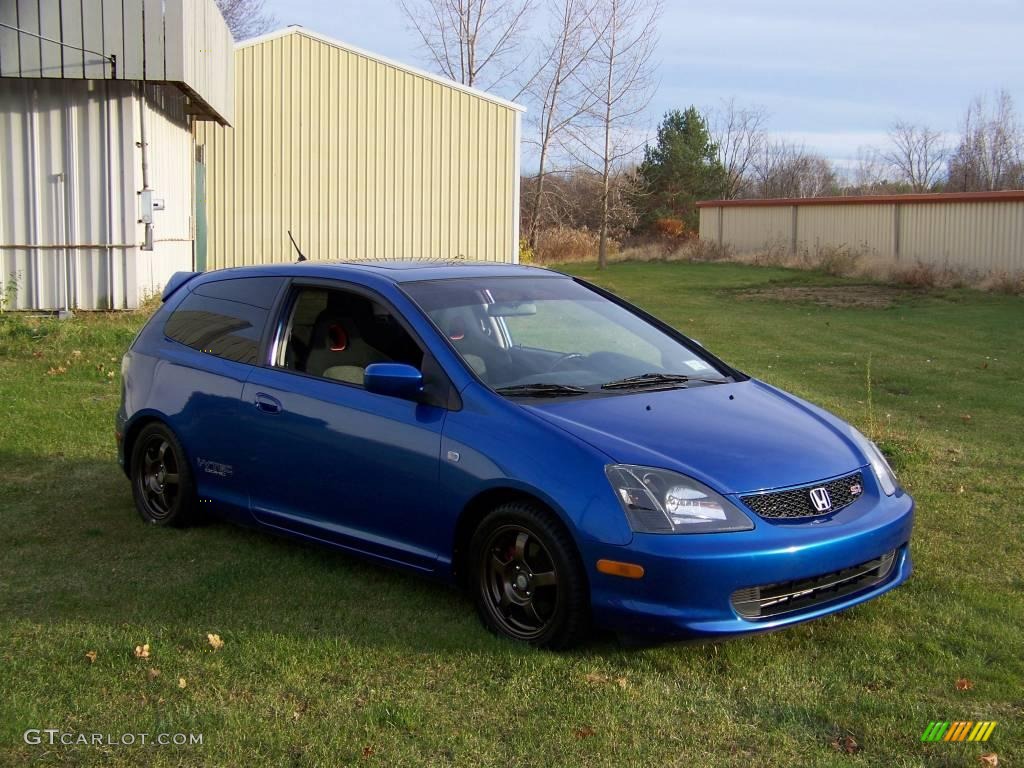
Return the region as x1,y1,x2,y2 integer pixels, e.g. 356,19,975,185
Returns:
305,309,389,384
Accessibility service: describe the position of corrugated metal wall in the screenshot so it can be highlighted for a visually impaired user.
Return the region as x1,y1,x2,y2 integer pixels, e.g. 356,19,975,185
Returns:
0,0,233,123
137,84,198,302
699,194,1024,273
195,29,523,269
900,201,1024,272
0,79,194,310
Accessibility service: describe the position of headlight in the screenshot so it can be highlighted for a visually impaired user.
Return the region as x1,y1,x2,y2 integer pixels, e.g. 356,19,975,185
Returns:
848,427,900,496
605,465,754,534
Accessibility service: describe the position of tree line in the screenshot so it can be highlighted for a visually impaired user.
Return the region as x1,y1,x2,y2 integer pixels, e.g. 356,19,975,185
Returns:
398,0,1023,267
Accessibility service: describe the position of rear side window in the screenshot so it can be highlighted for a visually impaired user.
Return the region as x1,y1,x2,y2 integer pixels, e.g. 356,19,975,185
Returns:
164,277,284,364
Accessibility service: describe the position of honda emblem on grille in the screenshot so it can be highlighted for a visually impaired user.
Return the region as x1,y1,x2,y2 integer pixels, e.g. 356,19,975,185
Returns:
809,486,832,512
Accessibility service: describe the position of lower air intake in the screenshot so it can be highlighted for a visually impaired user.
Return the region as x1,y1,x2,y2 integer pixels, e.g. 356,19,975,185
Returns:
731,549,898,619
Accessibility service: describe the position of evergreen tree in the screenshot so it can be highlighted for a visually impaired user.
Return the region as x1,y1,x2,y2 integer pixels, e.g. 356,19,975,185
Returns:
638,107,729,230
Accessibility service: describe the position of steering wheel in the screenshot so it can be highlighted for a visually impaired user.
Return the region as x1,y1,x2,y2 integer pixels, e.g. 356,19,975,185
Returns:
547,352,586,372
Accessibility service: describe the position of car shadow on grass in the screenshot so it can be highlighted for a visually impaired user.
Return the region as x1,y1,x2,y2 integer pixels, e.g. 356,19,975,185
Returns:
0,452,640,656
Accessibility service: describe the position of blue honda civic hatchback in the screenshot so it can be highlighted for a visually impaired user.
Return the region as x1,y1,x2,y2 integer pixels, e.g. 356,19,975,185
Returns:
118,260,913,648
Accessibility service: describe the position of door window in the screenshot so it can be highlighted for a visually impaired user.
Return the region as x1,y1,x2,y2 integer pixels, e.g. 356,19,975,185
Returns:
276,287,424,386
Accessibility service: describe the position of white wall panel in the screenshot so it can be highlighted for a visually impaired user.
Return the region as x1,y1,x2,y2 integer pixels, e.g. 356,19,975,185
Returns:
1,0,232,124
0,79,193,310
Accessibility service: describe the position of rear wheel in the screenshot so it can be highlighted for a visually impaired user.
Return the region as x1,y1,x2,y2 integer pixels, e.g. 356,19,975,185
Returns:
470,502,589,649
130,423,196,527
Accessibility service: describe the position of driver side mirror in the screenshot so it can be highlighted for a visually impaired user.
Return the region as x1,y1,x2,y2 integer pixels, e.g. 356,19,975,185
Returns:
364,363,424,401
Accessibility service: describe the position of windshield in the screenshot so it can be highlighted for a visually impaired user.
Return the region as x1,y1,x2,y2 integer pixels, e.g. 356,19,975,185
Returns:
403,276,734,395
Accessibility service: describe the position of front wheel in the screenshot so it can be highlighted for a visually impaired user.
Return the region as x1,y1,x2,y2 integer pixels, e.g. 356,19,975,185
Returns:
470,502,589,649
130,423,197,527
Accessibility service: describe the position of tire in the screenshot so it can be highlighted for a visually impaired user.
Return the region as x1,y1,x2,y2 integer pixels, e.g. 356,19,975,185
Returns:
130,423,197,527
469,501,589,649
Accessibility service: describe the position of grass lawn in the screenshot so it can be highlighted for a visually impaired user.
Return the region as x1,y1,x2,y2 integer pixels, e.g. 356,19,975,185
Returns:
1,261,1021,766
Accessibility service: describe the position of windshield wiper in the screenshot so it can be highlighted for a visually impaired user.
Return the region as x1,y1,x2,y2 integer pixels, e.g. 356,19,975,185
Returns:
600,372,729,390
494,383,588,397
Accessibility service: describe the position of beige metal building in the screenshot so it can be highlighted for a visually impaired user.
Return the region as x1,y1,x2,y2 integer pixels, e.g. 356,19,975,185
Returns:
195,27,524,270
0,0,233,310
698,191,1024,274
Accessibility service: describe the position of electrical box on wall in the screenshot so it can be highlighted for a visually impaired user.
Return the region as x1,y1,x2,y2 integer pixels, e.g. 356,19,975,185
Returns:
138,190,163,251
139,190,160,224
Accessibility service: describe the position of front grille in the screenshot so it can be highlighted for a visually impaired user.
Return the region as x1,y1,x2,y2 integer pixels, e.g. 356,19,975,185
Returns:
741,471,864,519
731,549,898,619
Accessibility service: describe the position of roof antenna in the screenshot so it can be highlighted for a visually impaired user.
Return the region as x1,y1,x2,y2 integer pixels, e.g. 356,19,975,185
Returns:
288,230,307,262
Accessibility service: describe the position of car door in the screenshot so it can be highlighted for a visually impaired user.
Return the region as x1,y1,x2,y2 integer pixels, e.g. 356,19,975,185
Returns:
240,281,450,571
157,275,286,521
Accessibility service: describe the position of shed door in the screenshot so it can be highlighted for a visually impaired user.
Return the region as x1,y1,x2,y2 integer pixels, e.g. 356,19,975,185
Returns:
194,155,208,271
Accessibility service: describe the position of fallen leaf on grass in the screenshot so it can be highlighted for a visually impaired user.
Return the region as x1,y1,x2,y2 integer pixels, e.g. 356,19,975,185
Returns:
46,366,67,376
206,633,224,651
147,668,161,681
978,754,998,767
961,414,972,423
584,672,628,689
956,678,973,690
84,650,97,664
830,735,861,754
361,746,375,758
72,350,82,357
574,726,596,740
133,643,150,659
178,678,187,689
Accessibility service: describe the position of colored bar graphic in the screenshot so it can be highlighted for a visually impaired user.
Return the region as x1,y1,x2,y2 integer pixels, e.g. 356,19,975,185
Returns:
922,721,997,742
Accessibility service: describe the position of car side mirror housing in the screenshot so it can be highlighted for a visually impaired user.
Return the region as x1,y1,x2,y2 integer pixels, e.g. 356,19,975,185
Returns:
364,363,424,400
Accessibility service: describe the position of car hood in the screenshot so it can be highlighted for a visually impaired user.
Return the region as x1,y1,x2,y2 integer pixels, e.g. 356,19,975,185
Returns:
523,380,867,495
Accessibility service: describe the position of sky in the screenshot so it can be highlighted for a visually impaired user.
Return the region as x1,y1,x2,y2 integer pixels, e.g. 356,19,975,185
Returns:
262,0,1024,173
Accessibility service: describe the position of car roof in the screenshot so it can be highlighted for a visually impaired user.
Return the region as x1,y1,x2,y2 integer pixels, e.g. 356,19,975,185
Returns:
192,260,563,285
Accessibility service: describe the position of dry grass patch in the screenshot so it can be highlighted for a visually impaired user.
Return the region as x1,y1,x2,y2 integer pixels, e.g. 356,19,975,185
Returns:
734,284,913,309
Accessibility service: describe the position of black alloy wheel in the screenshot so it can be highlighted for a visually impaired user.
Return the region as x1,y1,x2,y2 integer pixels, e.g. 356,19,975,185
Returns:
130,423,196,526
471,502,589,649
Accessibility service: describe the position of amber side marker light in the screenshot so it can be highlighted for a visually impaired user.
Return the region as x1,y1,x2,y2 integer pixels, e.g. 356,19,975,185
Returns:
596,559,645,579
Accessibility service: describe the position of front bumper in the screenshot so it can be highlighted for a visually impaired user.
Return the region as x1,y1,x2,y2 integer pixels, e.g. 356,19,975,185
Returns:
586,487,915,639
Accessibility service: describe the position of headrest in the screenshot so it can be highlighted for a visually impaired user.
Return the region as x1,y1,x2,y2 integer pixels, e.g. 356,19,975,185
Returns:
328,323,348,352
448,316,466,341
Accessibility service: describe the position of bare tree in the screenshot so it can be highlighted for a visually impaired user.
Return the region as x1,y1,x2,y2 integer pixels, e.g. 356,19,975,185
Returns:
398,0,534,90
948,90,1024,191
523,0,603,250
567,0,662,268
215,0,276,40
884,122,947,192
522,166,639,235
708,98,768,199
850,145,889,194
750,140,837,199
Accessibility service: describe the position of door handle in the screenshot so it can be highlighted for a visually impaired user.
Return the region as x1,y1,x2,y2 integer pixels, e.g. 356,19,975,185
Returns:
254,392,282,414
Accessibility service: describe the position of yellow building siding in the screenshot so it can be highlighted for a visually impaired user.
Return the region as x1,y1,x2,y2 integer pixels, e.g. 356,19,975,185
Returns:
195,28,523,269
699,193,1024,273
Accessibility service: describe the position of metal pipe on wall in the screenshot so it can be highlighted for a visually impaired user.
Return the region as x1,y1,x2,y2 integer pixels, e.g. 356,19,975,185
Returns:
138,86,153,252
104,79,116,309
